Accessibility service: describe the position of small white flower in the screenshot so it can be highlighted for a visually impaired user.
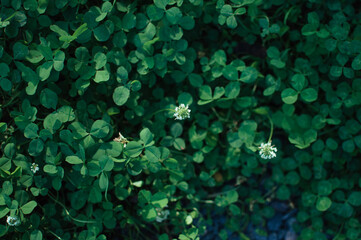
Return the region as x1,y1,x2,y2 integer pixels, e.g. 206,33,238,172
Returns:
7,215,21,226
113,132,128,147
258,142,277,159
155,209,170,222
173,104,191,120
30,163,39,174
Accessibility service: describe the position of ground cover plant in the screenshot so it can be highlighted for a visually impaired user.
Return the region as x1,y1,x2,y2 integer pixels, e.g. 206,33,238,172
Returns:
1,0,361,239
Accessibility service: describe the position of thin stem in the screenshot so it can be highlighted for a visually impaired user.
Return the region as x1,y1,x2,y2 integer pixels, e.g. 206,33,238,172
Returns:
48,229,63,240
48,194,97,224
0,91,21,108
207,186,240,198
266,114,274,143
146,108,174,120
211,107,233,123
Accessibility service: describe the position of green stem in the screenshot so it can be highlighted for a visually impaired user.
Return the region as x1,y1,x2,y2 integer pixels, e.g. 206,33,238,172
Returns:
211,107,233,123
146,108,174,119
266,114,274,143
207,186,240,198
48,194,97,224
0,91,21,108
4,12,17,22
48,229,63,240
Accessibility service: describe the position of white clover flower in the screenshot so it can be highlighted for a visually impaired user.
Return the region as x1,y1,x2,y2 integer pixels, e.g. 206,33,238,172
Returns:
155,209,170,223
258,142,277,159
7,215,21,226
173,104,191,120
113,132,128,147
30,163,39,174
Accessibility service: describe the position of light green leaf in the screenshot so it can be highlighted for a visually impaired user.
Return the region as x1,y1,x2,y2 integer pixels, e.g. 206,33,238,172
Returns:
94,70,110,83
65,156,83,164
113,86,130,106
281,88,298,104
40,88,58,109
20,200,37,214
90,120,110,139
316,197,332,211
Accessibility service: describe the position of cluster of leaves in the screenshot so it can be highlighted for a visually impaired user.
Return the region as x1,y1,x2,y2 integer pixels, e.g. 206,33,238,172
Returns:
1,0,361,239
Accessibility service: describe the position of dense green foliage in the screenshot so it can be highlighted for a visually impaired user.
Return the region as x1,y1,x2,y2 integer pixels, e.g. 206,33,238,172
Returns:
1,0,361,239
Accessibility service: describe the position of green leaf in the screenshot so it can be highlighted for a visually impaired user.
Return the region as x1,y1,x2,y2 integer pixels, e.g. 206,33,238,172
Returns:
179,16,195,30
40,88,58,109
15,61,39,95
240,67,258,83
125,141,143,157
166,7,182,25
24,123,39,139
352,54,361,70
154,0,169,9
174,138,186,150
28,139,44,156
56,106,75,123
225,82,240,98
0,63,9,77
238,120,257,147
90,120,110,139
316,197,332,211
94,52,107,70
348,192,361,206
38,61,53,81
99,172,108,190
171,123,183,137
301,88,318,102
94,70,110,83
199,85,212,101
30,230,43,240
342,139,355,153
290,74,306,91
277,185,290,200
122,13,136,30
213,87,225,99
226,16,237,29
318,180,332,195
113,86,130,106
43,113,62,133
138,190,152,205
26,50,44,64
50,24,70,37
13,42,29,60
93,21,113,42
53,51,65,71
0,78,12,92
289,129,317,149
220,5,233,17
151,192,168,208
227,132,242,148
72,23,88,39
65,156,83,164
140,128,154,147
223,65,238,80
330,66,342,77
142,205,157,221
4,143,16,159
145,146,161,162
20,200,37,214
281,88,298,104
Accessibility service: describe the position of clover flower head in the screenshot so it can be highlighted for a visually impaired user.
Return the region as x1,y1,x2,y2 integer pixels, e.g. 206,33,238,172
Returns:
258,142,277,159
7,215,21,226
173,104,191,120
155,208,170,223
113,132,128,147
30,163,39,174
